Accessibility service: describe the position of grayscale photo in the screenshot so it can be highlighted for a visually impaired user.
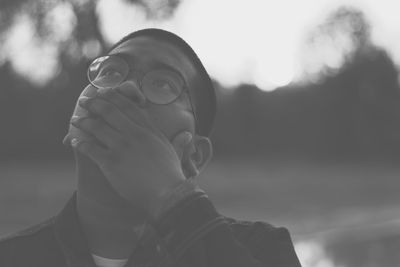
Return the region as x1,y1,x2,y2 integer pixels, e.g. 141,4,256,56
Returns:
1,0,400,266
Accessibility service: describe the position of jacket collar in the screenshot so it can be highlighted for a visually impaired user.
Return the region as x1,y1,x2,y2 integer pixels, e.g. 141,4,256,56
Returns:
53,192,96,267
52,192,208,267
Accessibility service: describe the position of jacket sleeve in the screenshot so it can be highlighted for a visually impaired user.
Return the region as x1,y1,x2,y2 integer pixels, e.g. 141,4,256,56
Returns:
0,238,14,267
136,180,302,267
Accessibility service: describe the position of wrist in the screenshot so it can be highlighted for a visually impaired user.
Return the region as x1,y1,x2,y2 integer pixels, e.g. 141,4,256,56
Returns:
144,173,186,217
147,178,202,220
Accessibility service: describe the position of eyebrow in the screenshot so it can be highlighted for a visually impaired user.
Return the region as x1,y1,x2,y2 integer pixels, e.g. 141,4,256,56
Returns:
111,52,185,81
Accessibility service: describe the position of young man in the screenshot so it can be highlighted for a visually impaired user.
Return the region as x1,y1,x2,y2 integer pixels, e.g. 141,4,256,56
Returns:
0,29,302,267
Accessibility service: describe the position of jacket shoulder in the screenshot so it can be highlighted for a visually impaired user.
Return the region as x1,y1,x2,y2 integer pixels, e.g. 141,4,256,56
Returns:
225,217,302,267
226,217,290,241
225,217,278,239
0,217,56,244
0,217,58,266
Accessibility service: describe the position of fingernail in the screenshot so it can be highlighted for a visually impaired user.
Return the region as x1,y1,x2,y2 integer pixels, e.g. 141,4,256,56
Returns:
71,138,79,147
184,132,193,145
70,116,80,124
78,97,90,106
62,135,70,146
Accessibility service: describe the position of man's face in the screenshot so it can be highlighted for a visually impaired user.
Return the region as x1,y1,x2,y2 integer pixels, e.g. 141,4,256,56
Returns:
69,36,198,143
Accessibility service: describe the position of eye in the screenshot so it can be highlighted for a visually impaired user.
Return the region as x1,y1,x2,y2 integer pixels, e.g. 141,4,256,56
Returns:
98,68,122,79
142,70,184,104
151,78,179,94
87,55,129,89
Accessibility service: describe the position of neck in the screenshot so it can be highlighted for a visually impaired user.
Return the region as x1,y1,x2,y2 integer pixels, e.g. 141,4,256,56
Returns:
75,154,145,259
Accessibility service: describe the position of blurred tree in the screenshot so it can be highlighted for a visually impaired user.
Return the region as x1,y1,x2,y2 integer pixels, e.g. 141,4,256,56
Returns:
0,0,183,158
0,3,399,160
123,0,181,20
213,6,400,159
303,6,372,80
0,0,182,84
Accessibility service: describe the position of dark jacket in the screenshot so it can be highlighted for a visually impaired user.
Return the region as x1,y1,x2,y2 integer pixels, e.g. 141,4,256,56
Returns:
0,192,302,267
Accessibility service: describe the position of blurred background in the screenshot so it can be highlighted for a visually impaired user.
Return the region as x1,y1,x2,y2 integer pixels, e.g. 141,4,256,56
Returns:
1,0,400,266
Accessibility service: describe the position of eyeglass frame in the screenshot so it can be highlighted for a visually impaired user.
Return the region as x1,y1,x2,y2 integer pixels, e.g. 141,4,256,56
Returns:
87,53,198,134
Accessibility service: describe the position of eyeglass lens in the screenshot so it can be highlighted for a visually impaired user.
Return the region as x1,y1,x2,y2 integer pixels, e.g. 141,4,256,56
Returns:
88,56,184,104
88,56,129,89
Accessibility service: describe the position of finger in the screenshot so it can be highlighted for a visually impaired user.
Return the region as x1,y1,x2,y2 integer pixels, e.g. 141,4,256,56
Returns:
79,96,145,136
171,131,193,160
97,88,150,130
182,157,199,179
187,159,199,178
70,116,123,149
69,123,99,146
62,134,70,146
98,89,168,142
71,138,108,164
103,89,170,142
116,80,146,107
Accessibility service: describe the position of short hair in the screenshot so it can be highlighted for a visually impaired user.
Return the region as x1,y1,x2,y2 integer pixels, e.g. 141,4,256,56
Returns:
107,28,216,137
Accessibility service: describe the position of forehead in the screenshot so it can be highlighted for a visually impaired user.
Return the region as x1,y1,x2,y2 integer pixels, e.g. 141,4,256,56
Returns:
109,36,197,79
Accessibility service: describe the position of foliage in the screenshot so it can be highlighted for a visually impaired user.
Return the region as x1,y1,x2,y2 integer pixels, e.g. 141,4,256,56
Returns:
0,4,399,160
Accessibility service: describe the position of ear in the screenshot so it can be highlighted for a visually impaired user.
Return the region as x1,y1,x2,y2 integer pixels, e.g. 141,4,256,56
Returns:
182,135,213,179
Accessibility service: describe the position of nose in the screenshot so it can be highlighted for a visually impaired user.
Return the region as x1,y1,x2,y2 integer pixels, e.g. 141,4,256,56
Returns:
116,80,146,107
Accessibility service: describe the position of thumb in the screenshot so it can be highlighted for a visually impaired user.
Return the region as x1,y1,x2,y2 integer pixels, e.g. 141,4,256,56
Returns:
62,134,71,147
171,131,193,160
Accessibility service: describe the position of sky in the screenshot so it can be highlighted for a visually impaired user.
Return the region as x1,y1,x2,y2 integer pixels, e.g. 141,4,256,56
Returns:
3,0,400,91
97,0,400,91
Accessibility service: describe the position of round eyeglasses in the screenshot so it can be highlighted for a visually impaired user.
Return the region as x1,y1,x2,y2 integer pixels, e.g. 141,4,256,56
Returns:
87,55,197,128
